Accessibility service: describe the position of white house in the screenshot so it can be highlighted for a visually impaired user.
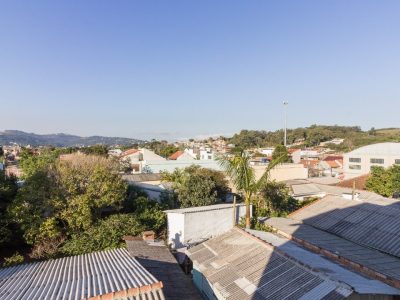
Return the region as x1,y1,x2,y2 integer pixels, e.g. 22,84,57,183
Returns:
165,203,249,249
199,148,214,160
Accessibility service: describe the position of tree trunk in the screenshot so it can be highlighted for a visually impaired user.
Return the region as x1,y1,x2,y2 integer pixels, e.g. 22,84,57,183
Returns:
245,195,251,229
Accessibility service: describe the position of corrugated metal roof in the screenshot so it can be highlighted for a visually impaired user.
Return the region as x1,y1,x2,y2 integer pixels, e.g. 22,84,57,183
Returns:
248,226,400,295
290,195,400,258
164,203,245,214
186,228,353,300
0,248,164,300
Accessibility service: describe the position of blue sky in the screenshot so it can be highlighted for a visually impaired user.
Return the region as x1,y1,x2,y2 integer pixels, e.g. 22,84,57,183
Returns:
0,1,399,140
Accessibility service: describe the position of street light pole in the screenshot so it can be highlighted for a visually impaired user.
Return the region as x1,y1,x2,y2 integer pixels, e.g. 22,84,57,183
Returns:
283,101,288,147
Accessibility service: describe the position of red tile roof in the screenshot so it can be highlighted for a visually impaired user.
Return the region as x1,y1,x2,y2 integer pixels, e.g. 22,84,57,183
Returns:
169,150,184,160
121,149,139,157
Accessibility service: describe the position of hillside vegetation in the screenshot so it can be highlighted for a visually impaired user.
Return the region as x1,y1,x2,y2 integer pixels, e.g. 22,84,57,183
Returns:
229,125,400,151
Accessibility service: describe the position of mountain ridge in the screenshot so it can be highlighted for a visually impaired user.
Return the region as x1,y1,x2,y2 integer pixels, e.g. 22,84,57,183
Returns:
0,130,144,147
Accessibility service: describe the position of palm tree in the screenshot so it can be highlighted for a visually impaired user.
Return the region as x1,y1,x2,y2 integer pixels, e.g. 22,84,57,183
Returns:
217,149,283,228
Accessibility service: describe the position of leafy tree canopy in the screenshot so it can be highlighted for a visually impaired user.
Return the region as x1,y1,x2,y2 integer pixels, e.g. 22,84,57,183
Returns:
161,165,230,208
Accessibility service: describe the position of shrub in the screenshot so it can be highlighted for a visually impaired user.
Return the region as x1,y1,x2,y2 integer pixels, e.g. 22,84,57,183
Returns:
3,252,24,267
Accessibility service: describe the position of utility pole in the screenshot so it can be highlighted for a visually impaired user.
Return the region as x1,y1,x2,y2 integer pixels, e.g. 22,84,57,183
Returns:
283,101,288,147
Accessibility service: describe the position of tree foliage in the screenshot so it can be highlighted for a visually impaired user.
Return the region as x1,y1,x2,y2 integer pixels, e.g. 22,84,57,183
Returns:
228,125,400,150
0,172,18,248
217,149,283,228
161,165,230,208
366,165,400,197
257,181,298,216
271,145,290,163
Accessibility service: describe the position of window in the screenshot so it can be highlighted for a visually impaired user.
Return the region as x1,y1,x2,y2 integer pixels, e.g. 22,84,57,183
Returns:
370,158,384,164
395,159,400,164
349,164,361,170
349,157,361,163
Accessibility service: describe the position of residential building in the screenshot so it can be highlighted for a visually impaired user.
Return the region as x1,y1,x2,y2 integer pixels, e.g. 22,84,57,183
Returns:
320,138,345,146
169,150,195,160
343,142,400,178
165,203,248,249
108,148,122,156
199,148,214,160
257,147,275,156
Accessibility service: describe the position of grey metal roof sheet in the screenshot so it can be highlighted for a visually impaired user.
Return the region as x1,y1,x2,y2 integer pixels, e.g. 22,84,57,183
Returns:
266,217,400,286
246,228,400,295
0,248,164,300
186,228,353,300
290,195,400,258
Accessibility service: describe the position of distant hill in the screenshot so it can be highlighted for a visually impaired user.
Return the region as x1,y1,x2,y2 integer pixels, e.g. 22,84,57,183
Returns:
0,130,144,147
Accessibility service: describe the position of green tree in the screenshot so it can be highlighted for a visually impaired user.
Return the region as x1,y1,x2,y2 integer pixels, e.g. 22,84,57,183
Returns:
9,153,128,258
0,171,18,248
61,214,144,255
366,166,393,197
272,145,290,163
81,145,108,156
258,181,298,216
161,166,230,208
217,149,282,228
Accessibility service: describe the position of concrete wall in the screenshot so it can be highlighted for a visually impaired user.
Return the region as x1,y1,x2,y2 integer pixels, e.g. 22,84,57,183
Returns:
253,163,308,182
343,153,400,178
167,213,185,249
166,204,248,249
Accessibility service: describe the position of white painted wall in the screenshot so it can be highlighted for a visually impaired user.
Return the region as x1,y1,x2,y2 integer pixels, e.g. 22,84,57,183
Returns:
166,213,185,248
166,204,248,249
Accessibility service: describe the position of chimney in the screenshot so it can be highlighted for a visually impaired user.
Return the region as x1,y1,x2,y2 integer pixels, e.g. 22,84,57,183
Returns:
142,231,155,242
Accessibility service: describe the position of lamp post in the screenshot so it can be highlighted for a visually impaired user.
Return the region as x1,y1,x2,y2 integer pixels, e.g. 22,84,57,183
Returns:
283,101,288,147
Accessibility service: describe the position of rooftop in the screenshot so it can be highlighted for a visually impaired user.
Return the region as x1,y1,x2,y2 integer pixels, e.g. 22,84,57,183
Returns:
346,142,400,156
126,239,201,300
265,217,400,288
187,227,354,299
289,195,400,258
0,248,164,300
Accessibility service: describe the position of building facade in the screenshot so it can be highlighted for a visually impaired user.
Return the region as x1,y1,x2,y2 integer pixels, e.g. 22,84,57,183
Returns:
343,143,400,178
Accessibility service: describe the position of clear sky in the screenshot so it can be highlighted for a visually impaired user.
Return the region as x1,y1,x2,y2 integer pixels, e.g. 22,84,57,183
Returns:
0,1,399,140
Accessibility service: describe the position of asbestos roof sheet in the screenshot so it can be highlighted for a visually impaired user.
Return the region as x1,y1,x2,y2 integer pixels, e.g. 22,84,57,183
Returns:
290,195,400,258
0,248,164,300
186,228,353,300
258,220,400,295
